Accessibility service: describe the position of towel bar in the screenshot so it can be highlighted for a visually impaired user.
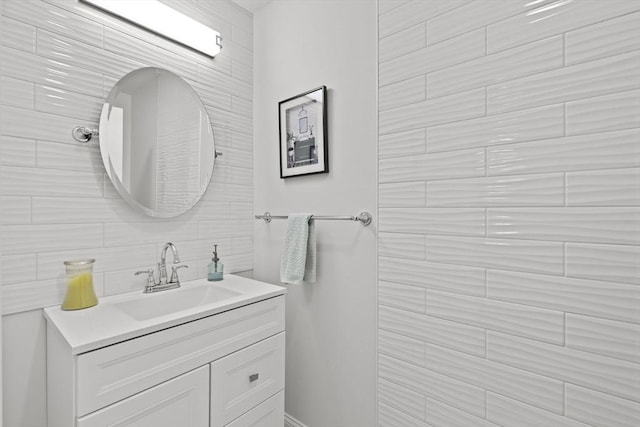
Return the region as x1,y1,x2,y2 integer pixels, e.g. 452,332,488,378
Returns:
255,211,372,226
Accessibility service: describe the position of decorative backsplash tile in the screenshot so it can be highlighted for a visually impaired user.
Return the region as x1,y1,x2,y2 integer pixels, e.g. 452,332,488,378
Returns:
487,269,640,324
426,173,565,207
378,378,426,422
425,289,565,344
425,235,565,275
379,353,487,417
379,128,426,159
379,181,426,207
0,76,34,109
0,0,253,314
378,23,425,64
380,87,485,134
2,46,105,97
379,256,486,297
0,135,36,167
426,103,565,153
378,329,426,367
487,332,640,402
378,0,640,425
487,207,640,245
486,0,640,53
380,147,485,183
1,16,37,52
565,384,640,427
378,0,468,39
379,280,427,313
566,242,640,285
426,0,543,47
379,28,485,87
379,207,485,236
565,314,640,363
379,75,425,112
486,128,640,176
427,396,497,427
427,341,565,414
380,304,486,357
0,163,104,197
566,89,640,135
378,232,426,260
566,167,640,206
427,35,564,99
486,392,588,427
487,50,640,114
565,11,640,65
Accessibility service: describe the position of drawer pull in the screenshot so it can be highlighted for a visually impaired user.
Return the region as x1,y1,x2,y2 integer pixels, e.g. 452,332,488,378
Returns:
249,373,259,383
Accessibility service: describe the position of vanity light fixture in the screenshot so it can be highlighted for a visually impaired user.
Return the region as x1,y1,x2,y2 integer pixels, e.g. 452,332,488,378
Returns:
80,0,222,58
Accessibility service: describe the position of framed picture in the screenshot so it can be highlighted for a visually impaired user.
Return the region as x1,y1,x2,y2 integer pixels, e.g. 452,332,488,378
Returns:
278,86,328,178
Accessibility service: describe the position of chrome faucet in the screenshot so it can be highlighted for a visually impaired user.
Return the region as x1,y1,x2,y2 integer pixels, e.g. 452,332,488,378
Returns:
135,242,188,293
159,242,180,285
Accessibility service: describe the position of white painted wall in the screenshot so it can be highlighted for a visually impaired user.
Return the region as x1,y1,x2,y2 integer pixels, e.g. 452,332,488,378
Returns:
253,1,377,426
1,0,4,421
377,1,640,426
0,0,253,424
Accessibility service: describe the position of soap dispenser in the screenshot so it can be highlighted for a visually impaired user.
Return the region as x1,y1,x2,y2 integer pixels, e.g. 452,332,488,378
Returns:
207,244,224,281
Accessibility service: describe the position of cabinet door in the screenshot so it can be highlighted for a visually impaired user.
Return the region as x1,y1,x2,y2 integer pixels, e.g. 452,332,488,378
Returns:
210,333,285,427
77,366,209,427
226,391,284,427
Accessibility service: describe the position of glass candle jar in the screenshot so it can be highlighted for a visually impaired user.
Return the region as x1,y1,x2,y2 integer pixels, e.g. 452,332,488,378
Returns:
61,259,98,310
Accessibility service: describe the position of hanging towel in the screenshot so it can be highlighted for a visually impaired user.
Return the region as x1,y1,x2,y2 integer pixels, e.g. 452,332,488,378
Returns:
280,213,316,284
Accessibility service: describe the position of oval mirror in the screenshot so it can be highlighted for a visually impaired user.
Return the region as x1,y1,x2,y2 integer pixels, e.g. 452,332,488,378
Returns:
99,67,215,218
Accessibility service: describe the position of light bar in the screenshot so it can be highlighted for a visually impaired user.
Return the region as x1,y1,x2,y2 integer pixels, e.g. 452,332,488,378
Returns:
81,0,222,58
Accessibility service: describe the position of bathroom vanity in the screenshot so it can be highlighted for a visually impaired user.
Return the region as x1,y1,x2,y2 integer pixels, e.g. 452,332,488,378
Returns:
44,275,286,427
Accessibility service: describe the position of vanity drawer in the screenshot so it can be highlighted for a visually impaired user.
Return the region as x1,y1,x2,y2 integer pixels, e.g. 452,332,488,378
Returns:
225,390,284,427
76,296,285,416
210,332,285,427
77,365,209,427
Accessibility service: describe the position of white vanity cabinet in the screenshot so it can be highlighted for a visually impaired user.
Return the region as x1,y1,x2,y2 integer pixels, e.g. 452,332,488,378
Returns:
44,276,286,427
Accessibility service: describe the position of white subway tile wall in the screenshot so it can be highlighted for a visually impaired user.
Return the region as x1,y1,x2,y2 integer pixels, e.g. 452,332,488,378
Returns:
378,1,640,426
0,0,253,314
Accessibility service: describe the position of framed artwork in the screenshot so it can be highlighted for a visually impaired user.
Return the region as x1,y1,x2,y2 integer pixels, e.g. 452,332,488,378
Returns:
278,85,328,178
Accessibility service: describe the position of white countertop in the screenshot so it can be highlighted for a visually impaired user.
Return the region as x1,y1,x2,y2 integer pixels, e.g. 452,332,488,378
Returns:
44,274,286,354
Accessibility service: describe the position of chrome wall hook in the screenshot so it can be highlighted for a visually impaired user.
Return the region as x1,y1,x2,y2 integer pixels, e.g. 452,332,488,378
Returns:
72,126,99,143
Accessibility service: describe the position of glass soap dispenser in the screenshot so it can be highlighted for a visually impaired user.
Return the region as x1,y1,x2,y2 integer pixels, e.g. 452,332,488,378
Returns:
207,244,224,281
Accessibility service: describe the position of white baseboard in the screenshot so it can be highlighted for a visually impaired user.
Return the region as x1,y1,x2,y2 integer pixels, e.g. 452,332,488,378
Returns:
285,412,308,427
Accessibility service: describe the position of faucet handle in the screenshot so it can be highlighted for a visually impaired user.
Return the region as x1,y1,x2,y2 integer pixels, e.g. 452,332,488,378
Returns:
135,269,156,287
169,264,188,285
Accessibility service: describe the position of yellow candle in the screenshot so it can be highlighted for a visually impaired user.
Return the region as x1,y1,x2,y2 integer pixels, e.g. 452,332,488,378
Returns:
62,265,98,310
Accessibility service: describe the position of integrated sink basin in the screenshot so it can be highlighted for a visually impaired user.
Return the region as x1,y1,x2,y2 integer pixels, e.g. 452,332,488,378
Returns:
116,284,243,321
43,274,286,354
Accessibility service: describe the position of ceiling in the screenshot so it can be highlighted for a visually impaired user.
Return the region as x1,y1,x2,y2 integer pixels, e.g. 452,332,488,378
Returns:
230,0,272,13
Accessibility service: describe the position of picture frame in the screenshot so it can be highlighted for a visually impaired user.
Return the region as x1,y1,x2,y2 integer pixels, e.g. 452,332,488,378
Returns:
278,85,328,178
